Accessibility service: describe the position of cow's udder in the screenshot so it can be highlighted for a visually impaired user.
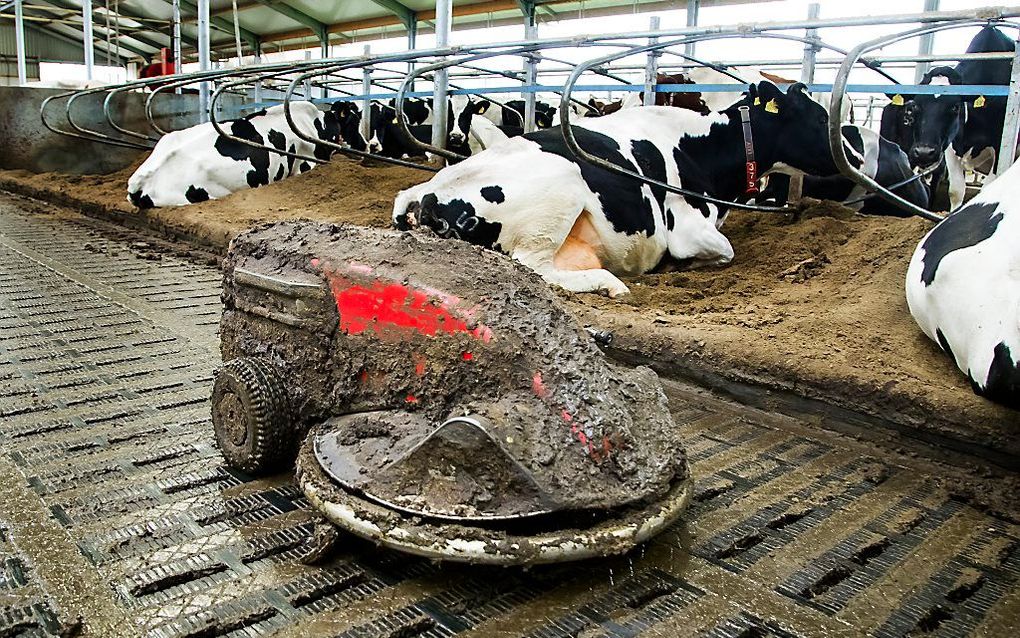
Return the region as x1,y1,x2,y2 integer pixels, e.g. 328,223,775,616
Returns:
554,211,603,271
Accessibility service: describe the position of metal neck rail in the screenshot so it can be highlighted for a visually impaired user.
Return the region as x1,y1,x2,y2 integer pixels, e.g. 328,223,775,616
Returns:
557,31,891,214
829,19,1020,222
42,5,1020,143
35,5,1020,219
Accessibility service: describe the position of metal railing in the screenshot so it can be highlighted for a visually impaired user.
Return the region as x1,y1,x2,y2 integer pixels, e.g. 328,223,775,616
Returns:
35,5,1020,221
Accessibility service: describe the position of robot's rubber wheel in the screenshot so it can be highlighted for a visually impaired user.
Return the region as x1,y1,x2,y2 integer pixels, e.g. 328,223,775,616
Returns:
212,357,291,475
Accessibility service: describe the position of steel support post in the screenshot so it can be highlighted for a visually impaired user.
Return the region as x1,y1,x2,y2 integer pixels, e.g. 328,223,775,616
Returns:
684,0,699,59
82,0,94,80
914,0,940,83
431,0,453,150
407,17,417,77
523,17,539,133
253,49,262,104
800,3,820,86
997,38,1020,175
361,45,373,142
198,0,210,122
643,16,660,106
14,0,26,85
231,0,243,63
304,50,312,98
172,0,182,93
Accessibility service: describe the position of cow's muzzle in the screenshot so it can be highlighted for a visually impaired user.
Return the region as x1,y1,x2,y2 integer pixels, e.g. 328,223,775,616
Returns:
909,145,940,169
396,201,420,231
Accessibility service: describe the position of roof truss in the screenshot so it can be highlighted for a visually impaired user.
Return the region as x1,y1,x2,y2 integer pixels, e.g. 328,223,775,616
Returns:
33,0,172,54
366,0,416,30
177,0,260,50
253,0,326,42
26,19,136,64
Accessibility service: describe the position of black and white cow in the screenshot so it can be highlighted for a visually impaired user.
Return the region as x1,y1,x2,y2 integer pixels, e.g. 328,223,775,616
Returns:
395,97,434,125
888,26,1015,209
488,99,557,129
760,125,929,216
392,82,839,297
905,158,1020,409
127,101,356,208
388,95,494,151
359,103,469,159
370,99,523,161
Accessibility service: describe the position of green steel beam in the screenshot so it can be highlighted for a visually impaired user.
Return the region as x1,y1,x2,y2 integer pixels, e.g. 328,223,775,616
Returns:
366,0,416,30
178,0,260,49
35,0,180,53
516,0,537,24
28,20,139,63
254,0,326,42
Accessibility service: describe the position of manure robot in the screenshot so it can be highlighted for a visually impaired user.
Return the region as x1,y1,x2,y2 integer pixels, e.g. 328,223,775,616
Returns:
211,221,692,565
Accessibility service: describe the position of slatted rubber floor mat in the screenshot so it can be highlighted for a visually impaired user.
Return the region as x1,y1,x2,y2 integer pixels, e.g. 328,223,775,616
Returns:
0,193,1017,637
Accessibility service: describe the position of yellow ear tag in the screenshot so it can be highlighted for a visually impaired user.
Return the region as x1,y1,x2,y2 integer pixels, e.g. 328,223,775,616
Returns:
891,94,905,106
764,98,779,114
392,117,398,124
753,97,761,106
974,95,986,108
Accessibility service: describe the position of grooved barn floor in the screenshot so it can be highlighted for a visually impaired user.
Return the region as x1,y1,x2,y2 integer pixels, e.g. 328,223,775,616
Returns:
0,193,1017,638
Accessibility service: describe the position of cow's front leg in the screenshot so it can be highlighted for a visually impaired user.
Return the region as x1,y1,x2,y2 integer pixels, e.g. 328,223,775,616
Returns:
514,248,629,297
535,264,631,298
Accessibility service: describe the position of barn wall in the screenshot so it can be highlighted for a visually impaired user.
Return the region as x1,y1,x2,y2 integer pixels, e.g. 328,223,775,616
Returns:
0,22,128,85
0,86,244,175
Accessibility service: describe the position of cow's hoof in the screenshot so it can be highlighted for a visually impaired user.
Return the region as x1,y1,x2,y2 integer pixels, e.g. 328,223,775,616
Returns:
300,522,340,565
607,285,631,299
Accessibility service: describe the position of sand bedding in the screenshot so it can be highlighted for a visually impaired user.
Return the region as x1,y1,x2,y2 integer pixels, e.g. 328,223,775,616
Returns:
1,155,1016,462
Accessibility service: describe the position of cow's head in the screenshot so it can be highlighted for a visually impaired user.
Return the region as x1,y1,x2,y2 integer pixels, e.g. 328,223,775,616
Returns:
740,81,839,177
395,97,433,126
367,103,399,154
327,102,367,151
587,98,608,115
657,73,710,114
535,105,557,129
449,96,491,148
901,67,965,169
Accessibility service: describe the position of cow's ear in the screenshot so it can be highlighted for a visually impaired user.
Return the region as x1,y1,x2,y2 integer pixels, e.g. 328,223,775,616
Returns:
781,82,817,113
475,99,491,114
786,82,809,97
753,81,784,113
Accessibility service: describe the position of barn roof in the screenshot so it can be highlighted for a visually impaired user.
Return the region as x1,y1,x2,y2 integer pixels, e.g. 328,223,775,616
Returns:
2,1,753,64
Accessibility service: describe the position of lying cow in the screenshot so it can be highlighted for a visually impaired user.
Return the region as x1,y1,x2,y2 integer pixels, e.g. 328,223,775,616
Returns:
760,125,929,215
905,158,1020,409
127,101,358,208
393,82,838,297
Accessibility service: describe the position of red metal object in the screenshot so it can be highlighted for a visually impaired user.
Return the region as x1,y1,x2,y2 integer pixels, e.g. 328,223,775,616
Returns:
138,48,176,81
